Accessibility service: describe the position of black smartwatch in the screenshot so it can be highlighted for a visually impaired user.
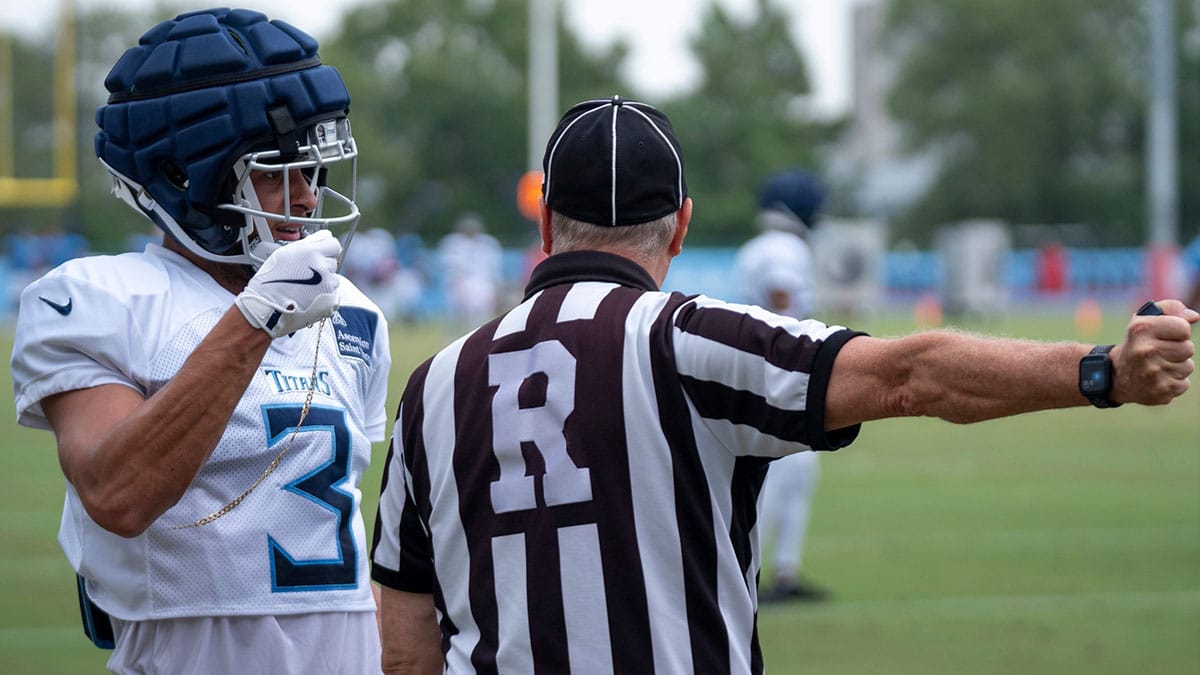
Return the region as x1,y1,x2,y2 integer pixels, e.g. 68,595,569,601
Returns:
1079,344,1121,408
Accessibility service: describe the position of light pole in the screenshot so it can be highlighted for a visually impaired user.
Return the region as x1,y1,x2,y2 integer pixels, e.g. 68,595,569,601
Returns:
1146,0,1179,297
528,0,559,172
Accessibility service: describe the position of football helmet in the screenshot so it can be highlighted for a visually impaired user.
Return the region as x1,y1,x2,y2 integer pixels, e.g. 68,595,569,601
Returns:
756,170,825,234
95,8,359,267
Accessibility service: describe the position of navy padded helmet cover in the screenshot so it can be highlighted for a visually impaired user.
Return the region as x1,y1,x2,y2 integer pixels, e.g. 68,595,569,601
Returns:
94,8,350,253
757,170,825,227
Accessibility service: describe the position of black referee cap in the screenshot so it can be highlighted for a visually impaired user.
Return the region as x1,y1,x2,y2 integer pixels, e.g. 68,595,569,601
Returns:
542,96,687,227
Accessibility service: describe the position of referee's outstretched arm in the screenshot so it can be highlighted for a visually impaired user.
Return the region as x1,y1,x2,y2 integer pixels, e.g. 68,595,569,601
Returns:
824,299,1197,431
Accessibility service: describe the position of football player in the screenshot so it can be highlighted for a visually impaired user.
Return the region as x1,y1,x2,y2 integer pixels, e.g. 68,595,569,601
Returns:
11,8,390,673
734,170,830,603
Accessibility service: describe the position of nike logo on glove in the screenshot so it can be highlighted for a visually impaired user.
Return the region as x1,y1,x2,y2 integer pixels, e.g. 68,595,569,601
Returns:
264,267,323,286
39,296,73,316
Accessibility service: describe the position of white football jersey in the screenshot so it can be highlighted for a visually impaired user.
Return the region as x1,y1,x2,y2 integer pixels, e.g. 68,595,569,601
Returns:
734,229,815,319
438,231,502,283
11,243,391,621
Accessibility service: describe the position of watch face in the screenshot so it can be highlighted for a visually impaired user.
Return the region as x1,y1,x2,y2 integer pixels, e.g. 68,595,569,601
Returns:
1079,355,1110,394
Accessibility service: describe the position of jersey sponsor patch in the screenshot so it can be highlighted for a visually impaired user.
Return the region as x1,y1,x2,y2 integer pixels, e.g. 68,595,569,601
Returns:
331,307,378,365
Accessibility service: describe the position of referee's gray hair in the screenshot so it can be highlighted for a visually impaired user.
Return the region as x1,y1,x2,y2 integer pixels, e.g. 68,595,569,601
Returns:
550,210,677,260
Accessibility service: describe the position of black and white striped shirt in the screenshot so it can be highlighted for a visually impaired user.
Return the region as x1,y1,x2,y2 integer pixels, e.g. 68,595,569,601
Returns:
372,251,862,674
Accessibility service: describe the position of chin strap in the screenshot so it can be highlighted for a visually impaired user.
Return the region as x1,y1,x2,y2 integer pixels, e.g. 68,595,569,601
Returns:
101,158,257,267
267,105,300,161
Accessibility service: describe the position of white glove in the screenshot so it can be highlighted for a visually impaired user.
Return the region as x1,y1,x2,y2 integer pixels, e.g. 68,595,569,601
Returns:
235,230,342,338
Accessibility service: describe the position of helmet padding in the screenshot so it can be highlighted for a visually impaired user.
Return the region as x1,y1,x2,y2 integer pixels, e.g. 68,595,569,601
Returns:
95,8,355,264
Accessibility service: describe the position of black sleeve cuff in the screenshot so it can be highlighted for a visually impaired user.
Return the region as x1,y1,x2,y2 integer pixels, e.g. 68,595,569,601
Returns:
806,328,867,451
371,561,435,594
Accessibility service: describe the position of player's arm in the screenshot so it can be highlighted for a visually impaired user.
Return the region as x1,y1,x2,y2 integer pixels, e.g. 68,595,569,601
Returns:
824,299,1197,431
42,232,342,538
42,309,272,537
379,586,443,675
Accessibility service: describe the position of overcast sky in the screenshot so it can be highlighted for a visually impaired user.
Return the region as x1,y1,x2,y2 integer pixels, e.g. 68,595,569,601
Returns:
0,0,857,114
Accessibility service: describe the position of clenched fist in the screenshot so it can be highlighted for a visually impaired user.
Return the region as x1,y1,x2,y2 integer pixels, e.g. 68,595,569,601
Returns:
235,230,342,338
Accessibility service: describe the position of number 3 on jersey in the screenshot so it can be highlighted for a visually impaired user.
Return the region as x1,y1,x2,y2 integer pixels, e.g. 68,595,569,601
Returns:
262,404,357,591
488,341,592,513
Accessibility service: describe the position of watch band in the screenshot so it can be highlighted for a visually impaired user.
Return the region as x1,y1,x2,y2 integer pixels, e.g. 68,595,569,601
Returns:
1082,344,1121,408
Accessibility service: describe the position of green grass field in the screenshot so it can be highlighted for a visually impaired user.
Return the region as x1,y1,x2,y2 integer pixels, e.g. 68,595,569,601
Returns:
2,310,1197,674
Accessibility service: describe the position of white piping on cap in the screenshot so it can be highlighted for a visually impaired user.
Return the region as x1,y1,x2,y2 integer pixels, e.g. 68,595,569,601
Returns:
610,103,619,226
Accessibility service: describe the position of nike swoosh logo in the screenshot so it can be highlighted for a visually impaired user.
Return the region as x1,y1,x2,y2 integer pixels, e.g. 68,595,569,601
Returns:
264,267,323,286
39,296,73,316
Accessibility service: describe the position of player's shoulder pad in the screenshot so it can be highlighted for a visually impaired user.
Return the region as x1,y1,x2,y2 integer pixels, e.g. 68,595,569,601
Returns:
24,251,170,305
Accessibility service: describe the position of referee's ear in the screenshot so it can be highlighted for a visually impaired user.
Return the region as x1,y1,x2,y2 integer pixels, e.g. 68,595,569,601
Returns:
668,198,692,257
538,198,554,255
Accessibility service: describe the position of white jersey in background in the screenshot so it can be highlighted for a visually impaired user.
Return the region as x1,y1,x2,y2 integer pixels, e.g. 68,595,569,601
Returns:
439,229,503,327
734,229,815,319
11,243,391,622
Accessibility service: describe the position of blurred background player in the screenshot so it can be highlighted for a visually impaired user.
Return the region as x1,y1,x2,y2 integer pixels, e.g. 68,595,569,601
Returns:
342,226,426,322
438,212,503,334
734,169,829,602
1183,232,1200,312
9,9,390,673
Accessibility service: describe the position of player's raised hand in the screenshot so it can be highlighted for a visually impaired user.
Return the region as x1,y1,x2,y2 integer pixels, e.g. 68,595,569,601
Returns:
235,230,342,338
1111,299,1198,405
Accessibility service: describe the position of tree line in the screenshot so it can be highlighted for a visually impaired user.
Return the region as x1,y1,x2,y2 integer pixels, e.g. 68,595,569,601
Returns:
1,0,1195,252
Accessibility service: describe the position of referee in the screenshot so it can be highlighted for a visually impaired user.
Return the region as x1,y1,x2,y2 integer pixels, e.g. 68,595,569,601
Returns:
371,96,1197,674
